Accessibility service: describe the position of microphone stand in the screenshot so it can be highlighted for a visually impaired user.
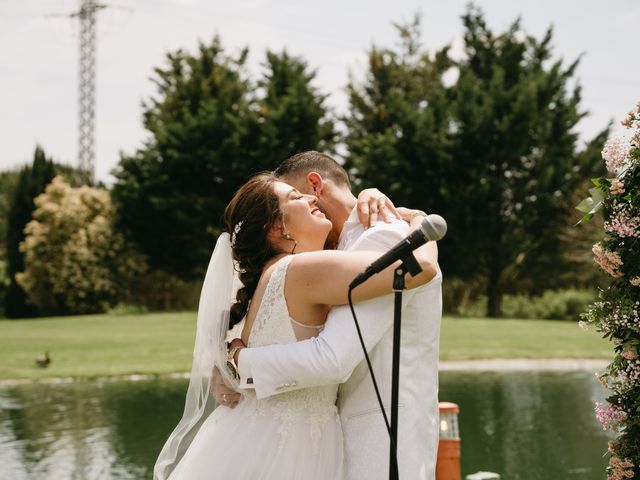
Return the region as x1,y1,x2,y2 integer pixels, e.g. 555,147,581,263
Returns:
389,254,422,480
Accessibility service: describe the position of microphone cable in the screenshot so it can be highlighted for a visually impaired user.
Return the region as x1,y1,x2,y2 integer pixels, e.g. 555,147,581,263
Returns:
347,286,399,474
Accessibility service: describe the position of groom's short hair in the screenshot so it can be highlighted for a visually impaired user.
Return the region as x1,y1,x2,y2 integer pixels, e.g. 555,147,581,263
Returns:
275,151,351,189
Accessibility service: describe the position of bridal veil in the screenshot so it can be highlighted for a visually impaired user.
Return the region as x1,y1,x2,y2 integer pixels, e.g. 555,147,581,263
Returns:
154,233,241,480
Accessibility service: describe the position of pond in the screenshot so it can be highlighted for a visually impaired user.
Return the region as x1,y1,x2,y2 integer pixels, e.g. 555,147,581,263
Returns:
0,370,611,479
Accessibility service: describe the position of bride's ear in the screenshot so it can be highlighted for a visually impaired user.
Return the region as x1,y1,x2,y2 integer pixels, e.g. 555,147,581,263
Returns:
266,220,286,247
306,172,323,197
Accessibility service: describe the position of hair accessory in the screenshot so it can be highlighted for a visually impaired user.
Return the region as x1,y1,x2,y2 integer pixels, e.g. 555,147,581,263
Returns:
231,221,243,247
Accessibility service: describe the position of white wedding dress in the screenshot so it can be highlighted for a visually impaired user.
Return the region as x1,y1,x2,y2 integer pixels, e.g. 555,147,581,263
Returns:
168,256,344,479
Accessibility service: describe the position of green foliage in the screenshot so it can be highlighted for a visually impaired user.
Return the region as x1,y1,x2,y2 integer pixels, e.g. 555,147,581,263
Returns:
345,7,607,317
17,177,146,315
255,50,336,168
0,260,8,318
112,38,335,280
4,146,56,318
457,288,595,320
0,171,20,317
124,269,202,311
0,169,20,261
579,103,640,477
345,14,453,207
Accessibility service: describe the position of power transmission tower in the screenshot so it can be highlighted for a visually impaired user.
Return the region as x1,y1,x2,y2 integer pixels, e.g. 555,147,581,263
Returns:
73,1,106,184
46,2,131,184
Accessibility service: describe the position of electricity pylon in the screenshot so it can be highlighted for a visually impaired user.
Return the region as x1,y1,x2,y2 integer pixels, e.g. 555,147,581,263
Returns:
73,0,105,184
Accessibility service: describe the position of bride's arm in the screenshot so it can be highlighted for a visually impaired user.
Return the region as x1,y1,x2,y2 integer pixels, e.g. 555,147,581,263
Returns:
287,214,438,306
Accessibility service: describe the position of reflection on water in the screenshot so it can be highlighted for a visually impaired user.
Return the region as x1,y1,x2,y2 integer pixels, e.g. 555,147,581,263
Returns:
0,371,611,480
439,371,612,479
0,379,187,480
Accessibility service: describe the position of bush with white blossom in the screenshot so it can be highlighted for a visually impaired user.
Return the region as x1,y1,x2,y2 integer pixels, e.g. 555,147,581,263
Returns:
16,176,146,315
579,102,640,479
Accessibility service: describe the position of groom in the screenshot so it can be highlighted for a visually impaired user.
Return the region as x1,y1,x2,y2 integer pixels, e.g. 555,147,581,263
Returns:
216,151,442,480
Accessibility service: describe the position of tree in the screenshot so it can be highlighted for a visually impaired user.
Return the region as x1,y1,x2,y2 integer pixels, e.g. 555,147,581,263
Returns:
448,7,606,316
343,15,458,307
17,176,145,315
112,38,335,280
0,169,20,261
4,146,55,318
345,15,452,207
0,169,20,317
345,8,607,316
254,50,336,169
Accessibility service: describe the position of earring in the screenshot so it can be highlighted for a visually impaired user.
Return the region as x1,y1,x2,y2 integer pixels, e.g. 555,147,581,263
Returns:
284,232,298,254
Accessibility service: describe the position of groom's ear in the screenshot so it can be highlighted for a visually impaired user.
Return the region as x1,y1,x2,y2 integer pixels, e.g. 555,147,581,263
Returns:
306,172,323,196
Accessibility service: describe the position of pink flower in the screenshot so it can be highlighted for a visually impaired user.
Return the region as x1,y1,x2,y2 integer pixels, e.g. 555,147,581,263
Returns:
621,349,638,361
602,137,630,172
630,277,640,286
604,204,640,238
608,456,634,480
610,180,625,195
592,243,624,277
595,402,626,431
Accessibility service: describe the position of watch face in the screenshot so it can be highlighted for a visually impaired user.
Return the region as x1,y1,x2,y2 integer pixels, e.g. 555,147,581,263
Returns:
226,360,240,381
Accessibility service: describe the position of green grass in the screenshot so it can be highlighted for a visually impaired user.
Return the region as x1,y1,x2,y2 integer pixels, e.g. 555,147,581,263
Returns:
0,313,611,381
439,317,610,360
0,312,196,380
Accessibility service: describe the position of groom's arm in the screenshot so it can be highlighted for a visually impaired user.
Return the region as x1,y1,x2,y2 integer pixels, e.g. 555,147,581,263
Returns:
238,219,429,399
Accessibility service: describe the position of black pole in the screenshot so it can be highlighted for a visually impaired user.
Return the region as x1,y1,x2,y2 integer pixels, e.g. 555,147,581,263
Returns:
389,265,408,480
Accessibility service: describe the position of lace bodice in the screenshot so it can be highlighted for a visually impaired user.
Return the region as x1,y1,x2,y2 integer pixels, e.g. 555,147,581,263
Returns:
248,255,324,346
245,255,339,452
248,255,298,348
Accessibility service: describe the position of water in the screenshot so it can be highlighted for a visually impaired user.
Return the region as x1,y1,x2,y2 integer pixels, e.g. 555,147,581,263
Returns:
0,371,611,480
439,371,611,479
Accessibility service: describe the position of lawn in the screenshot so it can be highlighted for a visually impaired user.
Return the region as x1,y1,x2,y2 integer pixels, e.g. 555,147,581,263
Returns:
0,313,611,380
0,312,196,380
439,317,610,360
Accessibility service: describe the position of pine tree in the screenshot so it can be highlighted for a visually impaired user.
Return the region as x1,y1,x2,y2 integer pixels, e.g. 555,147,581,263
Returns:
344,8,607,316
113,39,335,280
4,146,55,318
449,7,606,316
254,50,336,170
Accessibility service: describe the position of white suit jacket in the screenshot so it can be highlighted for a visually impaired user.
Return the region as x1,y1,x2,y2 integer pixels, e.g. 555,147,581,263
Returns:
239,209,443,480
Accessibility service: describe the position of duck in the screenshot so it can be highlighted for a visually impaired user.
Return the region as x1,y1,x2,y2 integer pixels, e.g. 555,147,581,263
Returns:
35,351,51,368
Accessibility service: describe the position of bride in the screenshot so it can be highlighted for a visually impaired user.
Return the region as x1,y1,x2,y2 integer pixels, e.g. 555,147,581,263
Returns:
154,172,437,480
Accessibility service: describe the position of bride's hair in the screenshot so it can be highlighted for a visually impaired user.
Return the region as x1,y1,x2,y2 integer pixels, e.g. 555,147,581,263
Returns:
224,172,283,330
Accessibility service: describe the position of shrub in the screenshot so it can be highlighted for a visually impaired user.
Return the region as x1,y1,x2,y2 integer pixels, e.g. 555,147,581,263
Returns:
16,176,146,315
123,269,202,312
457,289,596,320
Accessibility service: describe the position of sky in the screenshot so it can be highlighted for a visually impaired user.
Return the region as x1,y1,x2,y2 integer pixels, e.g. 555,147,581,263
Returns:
1,0,638,183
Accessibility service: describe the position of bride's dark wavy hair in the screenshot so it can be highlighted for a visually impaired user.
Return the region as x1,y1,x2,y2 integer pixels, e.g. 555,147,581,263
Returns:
224,172,283,330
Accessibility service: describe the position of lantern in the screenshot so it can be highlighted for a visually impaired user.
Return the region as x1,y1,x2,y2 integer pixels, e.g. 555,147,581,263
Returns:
436,402,461,480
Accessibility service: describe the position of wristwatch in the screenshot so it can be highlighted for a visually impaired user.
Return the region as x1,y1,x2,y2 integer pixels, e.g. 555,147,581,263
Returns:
226,344,244,381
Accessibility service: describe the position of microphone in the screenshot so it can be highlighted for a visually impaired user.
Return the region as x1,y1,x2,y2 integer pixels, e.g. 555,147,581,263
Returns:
349,214,447,290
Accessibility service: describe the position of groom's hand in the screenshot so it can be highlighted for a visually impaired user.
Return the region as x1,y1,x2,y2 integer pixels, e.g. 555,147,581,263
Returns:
210,366,242,408
357,188,400,228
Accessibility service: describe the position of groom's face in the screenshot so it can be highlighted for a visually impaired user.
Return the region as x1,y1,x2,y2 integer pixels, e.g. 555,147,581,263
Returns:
280,175,324,212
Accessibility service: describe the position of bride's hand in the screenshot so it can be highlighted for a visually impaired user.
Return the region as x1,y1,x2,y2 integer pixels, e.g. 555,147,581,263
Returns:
395,207,427,223
210,366,241,408
357,188,400,228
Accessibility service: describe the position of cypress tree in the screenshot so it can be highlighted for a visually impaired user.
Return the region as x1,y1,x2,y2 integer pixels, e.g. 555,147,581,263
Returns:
4,146,55,318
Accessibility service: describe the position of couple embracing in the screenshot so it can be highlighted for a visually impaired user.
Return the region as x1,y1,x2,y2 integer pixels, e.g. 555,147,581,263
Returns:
154,151,443,480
